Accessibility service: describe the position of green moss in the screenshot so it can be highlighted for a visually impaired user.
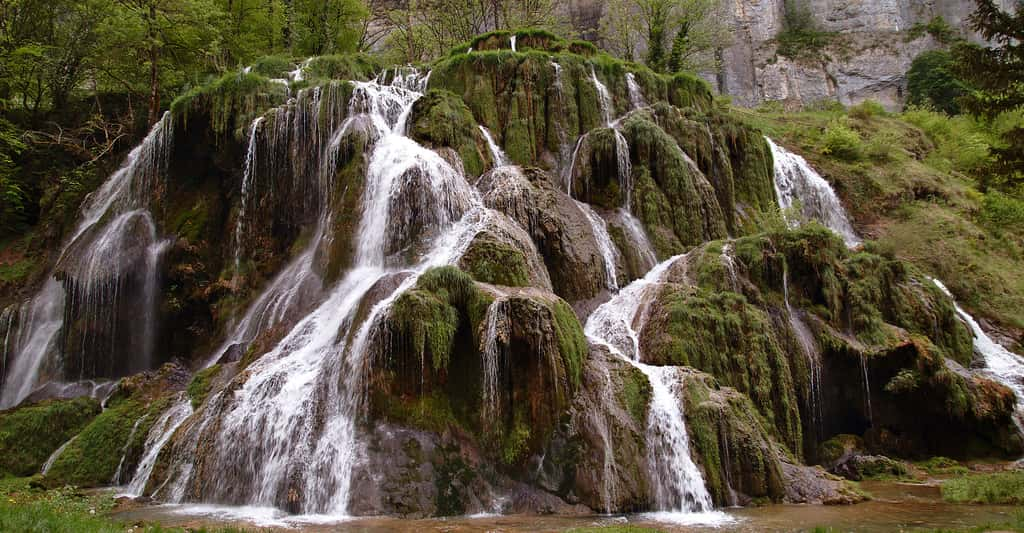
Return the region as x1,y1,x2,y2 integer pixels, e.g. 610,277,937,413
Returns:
942,471,1024,504
43,398,147,487
408,89,486,176
378,391,461,434
305,53,381,81
917,456,969,476
169,198,211,243
500,410,531,465
0,256,35,283
651,285,803,455
390,266,493,372
550,299,586,389
171,71,289,138
186,365,220,409
618,365,652,426
0,398,101,477
250,55,293,78
459,236,530,287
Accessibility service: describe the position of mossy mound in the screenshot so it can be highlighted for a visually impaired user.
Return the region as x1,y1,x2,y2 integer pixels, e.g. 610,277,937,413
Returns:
0,397,101,477
643,284,803,457
459,232,532,288
372,270,586,470
171,72,289,139
408,89,488,177
621,112,727,254
682,371,787,506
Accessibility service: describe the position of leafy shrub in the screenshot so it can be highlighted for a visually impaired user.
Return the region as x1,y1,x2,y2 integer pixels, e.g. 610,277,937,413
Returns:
821,119,864,161
907,50,967,115
849,100,887,120
980,191,1024,231
906,16,958,44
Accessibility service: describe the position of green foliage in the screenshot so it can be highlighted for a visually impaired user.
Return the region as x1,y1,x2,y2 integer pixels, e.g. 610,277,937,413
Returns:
942,471,1024,504
980,191,1024,232
186,365,221,409
0,119,27,236
500,414,531,465
884,369,921,393
952,1,1024,189
0,398,101,477
848,100,887,120
906,16,958,44
305,54,382,81
907,51,968,115
917,456,969,476
408,89,485,176
820,119,864,161
290,0,368,55
43,399,146,487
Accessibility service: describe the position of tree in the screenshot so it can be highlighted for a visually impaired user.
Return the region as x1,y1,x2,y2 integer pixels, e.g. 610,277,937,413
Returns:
953,0,1024,188
102,0,222,125
600,0,729,72
906,50,967,115
291,0,368,56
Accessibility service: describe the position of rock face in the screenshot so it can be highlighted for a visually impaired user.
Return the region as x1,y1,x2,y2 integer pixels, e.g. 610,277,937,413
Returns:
544,0,1017,109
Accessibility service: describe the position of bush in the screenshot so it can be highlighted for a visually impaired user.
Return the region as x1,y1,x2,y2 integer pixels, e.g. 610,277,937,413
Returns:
906,50,967,115
849,100,887,120
821,119,864,161
980,191,1024,231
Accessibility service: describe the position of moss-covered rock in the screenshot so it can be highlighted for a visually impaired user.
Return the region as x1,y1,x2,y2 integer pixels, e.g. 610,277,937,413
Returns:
477,166,611,303
681,371,787,506
0,397,101,477
408,89,488,177
371,271,586,472
643,284,803,457
171,72,289,139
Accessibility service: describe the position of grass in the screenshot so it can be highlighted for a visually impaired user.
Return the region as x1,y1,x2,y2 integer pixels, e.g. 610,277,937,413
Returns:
734,102,1024,330
942,471,1024,504
0,476,251,532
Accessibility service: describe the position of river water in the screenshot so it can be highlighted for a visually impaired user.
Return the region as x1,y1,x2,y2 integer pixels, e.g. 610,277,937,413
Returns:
113,480,1020,532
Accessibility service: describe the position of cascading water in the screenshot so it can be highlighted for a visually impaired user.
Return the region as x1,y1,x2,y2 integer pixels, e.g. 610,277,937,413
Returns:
932,279,1024,432
720,243,740,292
782,271,824,440
113,415,148,485
479,298,509,426
40,435,77,476
625,73,646,109
767,137,860,247
151,68,493,516
618,208,658,271
479,126,508,167
585,257,727,522
0,114,173,409
510,35,517,52
591,67,615,127
233,116,266,276
125,395,193,496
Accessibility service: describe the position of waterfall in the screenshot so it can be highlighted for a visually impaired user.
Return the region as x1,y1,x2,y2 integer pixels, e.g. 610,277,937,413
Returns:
479,126,508,167
40,435,77,476
125,395,193,496
157,68,493,515
578,203,620,291
767,137,860,247
720,243,740,292
479,298,509,426
233,116,265,276
590,67,614,127
860,354,873,427
0,114,173,409
626,73,646,109
510,35,517,52
113,415,148,485
932,279,1024,432
783,268,825,439
618,208,658,271
596,365,619,513
585,257,722,519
